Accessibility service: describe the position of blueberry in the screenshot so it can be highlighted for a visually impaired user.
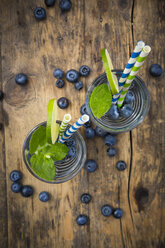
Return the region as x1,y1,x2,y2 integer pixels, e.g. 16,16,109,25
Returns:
39,191,50,202
53,68,64,79
107,147,116,157
57,97,69,109
56,79,65,88
149,64,162,77
104,134,116,146
101,205,113,217
11,182,22,193
67,146,76,158
10,170,22,182
45,0,56,7
59,0,72,11
80,104,87,115
34,7,46,20
120,104,133,118
107,104,119,120
66,69,79,83
116,161,127,171
15,73,28,85
113,208,123,219
65,137,76,147
84,127,95,139
0,90,4,101
21,185,33,197
81,193,91,204
74,81,83,91
76,215,88,225
0,123,3,130
85,159,97,173
124,91,135,104
95,126,107,137
79,65,90,77
83,120,92,128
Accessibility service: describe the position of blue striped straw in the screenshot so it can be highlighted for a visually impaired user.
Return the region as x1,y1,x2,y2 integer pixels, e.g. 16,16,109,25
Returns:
112,41,145,104
59,114,89,144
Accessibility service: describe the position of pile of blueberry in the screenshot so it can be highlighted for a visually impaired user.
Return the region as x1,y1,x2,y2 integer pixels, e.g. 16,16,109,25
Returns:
65,136,77,158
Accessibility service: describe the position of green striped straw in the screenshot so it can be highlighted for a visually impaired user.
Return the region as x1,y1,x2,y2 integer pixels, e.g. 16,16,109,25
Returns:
117,45,151,108
58,114,71,141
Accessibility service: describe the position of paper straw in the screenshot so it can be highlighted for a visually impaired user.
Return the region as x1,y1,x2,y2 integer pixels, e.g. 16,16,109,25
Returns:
112,41,145,104
59,114,89,144
117,45,151,108
58,114,72,141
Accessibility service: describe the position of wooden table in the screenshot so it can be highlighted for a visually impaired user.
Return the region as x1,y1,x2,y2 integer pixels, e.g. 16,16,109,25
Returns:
0,1,165,247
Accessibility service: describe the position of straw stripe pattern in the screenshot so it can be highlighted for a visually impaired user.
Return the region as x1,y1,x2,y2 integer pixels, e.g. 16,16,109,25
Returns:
58,114,71,140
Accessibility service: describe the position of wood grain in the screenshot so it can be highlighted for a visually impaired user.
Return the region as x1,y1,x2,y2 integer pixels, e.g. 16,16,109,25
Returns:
0,0,165,247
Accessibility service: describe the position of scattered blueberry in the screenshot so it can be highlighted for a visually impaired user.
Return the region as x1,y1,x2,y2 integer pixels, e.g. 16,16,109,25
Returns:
116,161,127,171
21,185,33,197
113,208,123,218
67,146,76,158
59,0,72,11
34,7,46,20
79,65,90,77
76,215,88,225
56,79,65,88
57,97,69,109
84,127,95,139
149,64,162,77
83,120,92,128
104,134,116,146
10,170,22,182
39,191,50,202
74,81,83,90
107,147,116,157
45,0,56,7
0,90,4,101
65,137,76,147
53,68,64,79
15,73,28,85
11,182,22,193
95,126,107,137
66,69,79,83
0,123,3,130
80,104,87,115
120,104,133,118
107,104,119,120
85,159,97,173
101,205,113,217
124,91,135,104
81,193,91,204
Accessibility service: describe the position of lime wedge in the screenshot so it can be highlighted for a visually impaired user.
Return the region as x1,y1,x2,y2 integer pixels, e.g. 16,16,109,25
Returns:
46,99,59,144
101,48,119,95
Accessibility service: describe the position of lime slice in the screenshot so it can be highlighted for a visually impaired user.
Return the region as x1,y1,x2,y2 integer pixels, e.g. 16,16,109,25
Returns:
46,99,59,144
101,48,119,95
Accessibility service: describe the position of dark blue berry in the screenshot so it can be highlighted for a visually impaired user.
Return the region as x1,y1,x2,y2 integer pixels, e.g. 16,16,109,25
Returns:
21,185,33,197
113,208,123,218
15,73,28,85
149,64,162,77
39,191,50,202
124,91,135,104
79,65,90,77
67,146,76,158
107,147,116,157
76,215,88,225
84,127,95,139
95,126,107,137
57,97,69,109
74,81,83,90
45,0,56,7
34,7,46,20
0,123,3,130
65,137,76,147
116,161,127,171
59,0,72,11
0,90,4,101
85,159,97,173
107,104,119,120
120,104,133,118
11,182,22,193
53,68,64,79
101,205,113,217
104,134,116,146
10,170,22,182
56,79,65,88
83,120,92,128
81,193,91,204
66,69,79,83
80,104,87,115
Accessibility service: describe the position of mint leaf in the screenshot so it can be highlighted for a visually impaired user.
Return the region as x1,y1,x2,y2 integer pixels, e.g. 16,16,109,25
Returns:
42,142,69,161
29,126,46,154
30,153,55,181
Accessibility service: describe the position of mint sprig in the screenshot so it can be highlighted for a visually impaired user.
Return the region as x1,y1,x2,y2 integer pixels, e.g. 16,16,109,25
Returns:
29,126,46,154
